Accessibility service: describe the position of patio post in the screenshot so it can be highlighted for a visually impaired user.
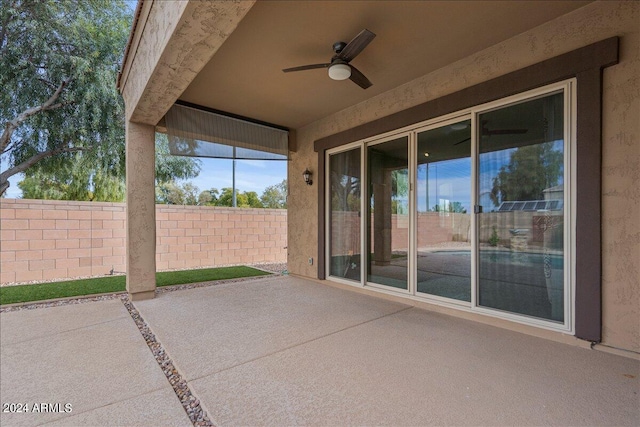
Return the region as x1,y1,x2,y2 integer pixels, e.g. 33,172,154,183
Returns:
373,169,392,266
125,120,157,300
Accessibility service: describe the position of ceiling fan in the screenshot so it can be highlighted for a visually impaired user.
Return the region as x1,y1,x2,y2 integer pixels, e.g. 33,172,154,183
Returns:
282,29,376,89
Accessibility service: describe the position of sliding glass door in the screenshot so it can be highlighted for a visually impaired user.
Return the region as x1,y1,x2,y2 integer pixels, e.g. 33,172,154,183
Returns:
416,119,472,301
328,147,361,282
366,136,409,290
325,81,572,330
476,91,566,322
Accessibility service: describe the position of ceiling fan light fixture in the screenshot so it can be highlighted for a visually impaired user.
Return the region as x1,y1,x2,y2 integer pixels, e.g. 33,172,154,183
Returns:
328,63,351,81
451,123,469,131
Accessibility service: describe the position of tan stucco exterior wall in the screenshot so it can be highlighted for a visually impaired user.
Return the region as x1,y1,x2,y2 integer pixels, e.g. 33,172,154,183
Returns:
288,1,639,352
120,0,255,125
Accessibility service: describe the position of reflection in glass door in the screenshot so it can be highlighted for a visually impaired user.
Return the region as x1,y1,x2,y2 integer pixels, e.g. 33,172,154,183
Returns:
416,120,472,301
367,136,409,290
326,82,572,329
477,92,565,322
328,148,361,282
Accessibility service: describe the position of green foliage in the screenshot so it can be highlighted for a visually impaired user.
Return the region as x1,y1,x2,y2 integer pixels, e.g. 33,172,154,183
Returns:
488,226,500,247
0,266,271,305
0,1,201,200
1,0,131,195
155,180,289,210
154,133,201,185
19,134,200,201
490,142,563,205
156,181,202,205
213,187,264,208
392,169,408,214
18,152,126,201
431,201,467,214
260,179,287,208
244,191,263,208
197,189,214,206
331,174,359,212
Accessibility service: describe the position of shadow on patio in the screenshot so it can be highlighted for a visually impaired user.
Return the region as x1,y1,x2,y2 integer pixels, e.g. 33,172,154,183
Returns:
1,275,639,426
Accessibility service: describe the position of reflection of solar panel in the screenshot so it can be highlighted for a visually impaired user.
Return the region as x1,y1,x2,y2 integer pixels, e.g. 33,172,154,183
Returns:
497,200,563,211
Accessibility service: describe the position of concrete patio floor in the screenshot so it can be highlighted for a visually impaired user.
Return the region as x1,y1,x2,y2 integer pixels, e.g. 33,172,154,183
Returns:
0,299,190,427
1,275,638,426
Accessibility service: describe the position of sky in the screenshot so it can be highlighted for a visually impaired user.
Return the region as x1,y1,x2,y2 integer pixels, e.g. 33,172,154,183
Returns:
189,158,287,195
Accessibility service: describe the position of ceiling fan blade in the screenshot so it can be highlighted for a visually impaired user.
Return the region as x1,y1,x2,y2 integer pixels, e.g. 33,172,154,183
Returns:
337,29,376,62
348,65,372,89
282,63,330,73
486,128,528,135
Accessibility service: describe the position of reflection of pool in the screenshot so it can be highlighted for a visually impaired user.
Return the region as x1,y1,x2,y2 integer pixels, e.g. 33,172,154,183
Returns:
431,250,563,269
418,249,564,322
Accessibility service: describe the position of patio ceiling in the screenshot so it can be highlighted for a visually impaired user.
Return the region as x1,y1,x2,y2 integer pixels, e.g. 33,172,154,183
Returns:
179,0,591,130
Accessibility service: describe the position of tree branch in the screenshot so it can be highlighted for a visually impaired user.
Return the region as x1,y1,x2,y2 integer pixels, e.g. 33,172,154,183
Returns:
0,77,72,153
1,139,16,155
0,145,86,196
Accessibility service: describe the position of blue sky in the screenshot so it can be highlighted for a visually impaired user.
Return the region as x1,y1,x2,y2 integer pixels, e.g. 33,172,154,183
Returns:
189,158,287,195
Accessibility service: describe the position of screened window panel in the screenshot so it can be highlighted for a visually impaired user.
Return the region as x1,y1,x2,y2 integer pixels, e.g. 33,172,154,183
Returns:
165,104,289,160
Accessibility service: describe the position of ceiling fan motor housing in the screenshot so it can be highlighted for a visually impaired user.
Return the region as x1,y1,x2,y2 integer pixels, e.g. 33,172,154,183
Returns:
333,41,347,54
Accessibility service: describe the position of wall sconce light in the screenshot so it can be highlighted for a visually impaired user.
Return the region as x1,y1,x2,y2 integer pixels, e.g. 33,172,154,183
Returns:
303,168,313,186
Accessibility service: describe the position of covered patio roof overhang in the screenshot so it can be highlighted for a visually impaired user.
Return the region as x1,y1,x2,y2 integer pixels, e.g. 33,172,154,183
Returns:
118,1,639,355
118,0,595,295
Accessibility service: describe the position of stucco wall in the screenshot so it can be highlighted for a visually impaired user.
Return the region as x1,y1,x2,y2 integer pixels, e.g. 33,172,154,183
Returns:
288,1,639,352
120,0,255,124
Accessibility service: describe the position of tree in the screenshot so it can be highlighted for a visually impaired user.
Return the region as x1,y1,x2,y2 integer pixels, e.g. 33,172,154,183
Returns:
17,133,201,201
154,133,200,186
18,154,125,201
215,187,235,207
213,187,263,208
244,191,263,208
200,188,219,206
490,142,563,205
431,201,467,213
261,179,287,209
331,174,359,212
197,190,213,206
391,169,408,214
155,181,206,206
0,0,133,196
181,182,200,206
156,181,186,205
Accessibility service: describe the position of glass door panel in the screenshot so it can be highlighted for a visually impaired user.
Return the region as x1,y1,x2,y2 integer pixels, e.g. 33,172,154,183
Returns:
416,120,472,301
477,92,565,322
328,148,361,282
367,136,409,290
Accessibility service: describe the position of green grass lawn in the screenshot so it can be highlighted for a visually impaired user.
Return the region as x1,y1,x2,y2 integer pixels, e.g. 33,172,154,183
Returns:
0,266,271,305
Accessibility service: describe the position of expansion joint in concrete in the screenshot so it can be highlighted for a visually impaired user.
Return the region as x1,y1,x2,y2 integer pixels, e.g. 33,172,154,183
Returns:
119,295,214,427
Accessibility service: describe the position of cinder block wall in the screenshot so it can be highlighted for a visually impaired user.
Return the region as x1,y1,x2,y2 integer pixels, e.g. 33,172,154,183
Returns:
0,199,287,284
155,204,287,271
